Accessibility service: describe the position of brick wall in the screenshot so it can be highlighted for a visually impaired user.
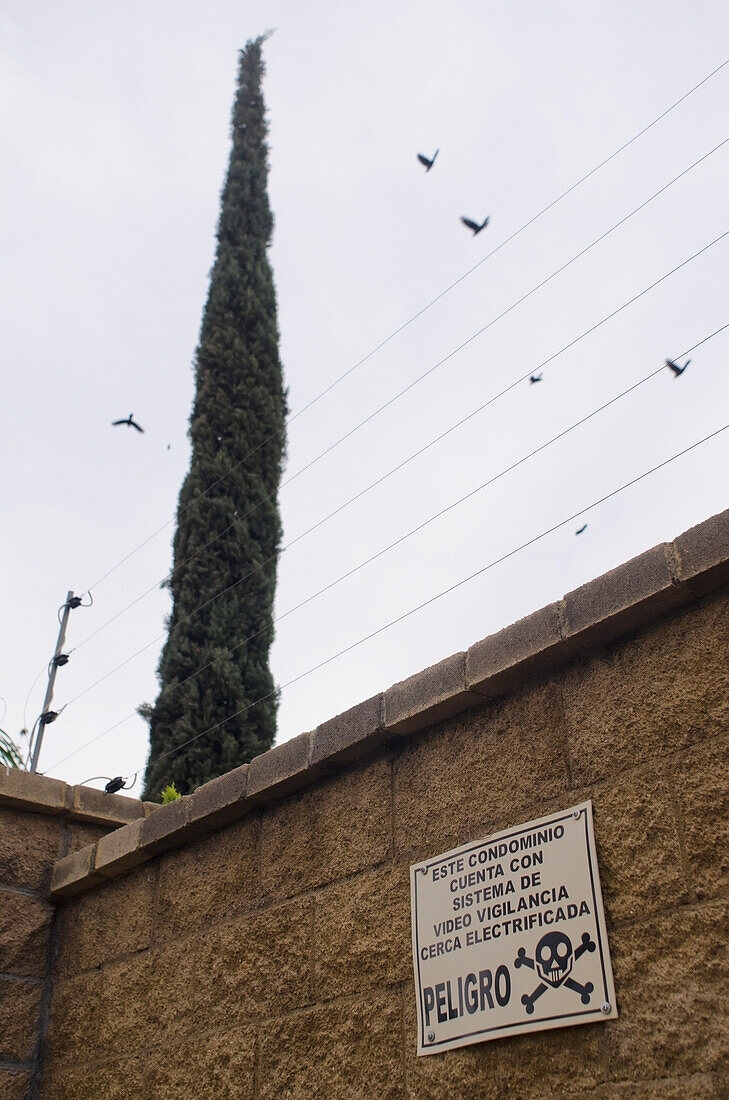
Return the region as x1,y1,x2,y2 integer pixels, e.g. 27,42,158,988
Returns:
0,773,148,1099
30,511,729,1096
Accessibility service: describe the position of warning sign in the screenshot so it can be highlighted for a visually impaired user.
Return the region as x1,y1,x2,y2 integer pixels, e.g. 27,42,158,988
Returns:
410,801,617,1055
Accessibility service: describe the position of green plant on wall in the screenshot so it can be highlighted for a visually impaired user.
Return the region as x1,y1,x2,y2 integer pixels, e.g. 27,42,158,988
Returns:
0,728,25,769
160,783,181,804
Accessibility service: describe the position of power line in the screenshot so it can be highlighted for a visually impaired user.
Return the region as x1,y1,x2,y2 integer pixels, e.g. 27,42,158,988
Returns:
46,419,729,776
78,59,728,599
279,58,729,432
276,138,728,490
48,314,729,762
68,208,729,666
67,320,729,729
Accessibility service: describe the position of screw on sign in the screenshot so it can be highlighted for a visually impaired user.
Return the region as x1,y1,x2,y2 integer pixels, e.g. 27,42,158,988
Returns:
515,930,596,1014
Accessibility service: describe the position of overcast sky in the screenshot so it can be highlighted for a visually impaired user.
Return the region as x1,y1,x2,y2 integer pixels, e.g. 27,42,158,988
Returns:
2,1,728,797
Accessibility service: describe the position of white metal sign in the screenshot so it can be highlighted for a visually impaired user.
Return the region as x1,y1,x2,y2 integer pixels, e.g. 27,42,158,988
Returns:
411,801,617,1055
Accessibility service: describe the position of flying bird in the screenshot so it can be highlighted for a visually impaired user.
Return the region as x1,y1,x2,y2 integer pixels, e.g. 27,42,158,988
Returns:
461,215,490,236
665,358,690,377
575,524,588,535
112,414,144,432
529,374,543,384
417,149,439,171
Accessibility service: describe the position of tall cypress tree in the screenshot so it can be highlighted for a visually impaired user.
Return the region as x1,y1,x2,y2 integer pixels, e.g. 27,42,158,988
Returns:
143,37,286,799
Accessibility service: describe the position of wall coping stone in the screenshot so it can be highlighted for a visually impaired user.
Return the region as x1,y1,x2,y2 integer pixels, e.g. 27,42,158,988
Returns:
95,817,147,879
312,695,386,767
50,845,104,898
0,768,149,827
187,763,249,830
47,506,729,899
247,731,320,803
384,654,483,736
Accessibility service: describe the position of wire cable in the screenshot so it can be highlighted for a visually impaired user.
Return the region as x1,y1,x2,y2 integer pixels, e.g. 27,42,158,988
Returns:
276,137,729,490
275,58,729,433
58,317,729,722
78,59,729,599
46,419,729,776
22,663,49,741
67,218,729,668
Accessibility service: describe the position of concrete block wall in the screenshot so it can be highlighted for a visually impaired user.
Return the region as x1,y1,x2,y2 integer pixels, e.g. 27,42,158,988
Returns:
12,509,729,1097
0,772,149,1098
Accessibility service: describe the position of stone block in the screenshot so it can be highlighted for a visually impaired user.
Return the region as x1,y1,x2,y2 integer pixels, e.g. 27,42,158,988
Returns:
0,807,64,893
50,844,103,898
149,1026,256,1098
137,794,204,856
606,899,729,1080
261,757,391,901
212,899,313,1020
41,1056,148,1100
311,694,387,767
259,989,404,1100
96,951,155,1057
144,928,222,1044
187,763,249,830
672,508,729,596
563,591,729,786
466,602,574,700
588,1075,717,1097
675,733,729,901
67,822,108,853
403,978,606,1099
0,1070,31,1100
0,890,52,977
385,653,483,738
67,784,146,827
45,970,102,1066
591,765,690,924
55,865,155,977
155,813,260,941
393,681,570,860
0,977,41,1061
247,732,316,803
313,865,411,1000
94,818,149,879
562,544,688,651
148,898,312,1041
0,768,67,814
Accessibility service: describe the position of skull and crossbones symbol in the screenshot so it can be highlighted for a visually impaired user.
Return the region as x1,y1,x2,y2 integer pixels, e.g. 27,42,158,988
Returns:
514,930,596,1014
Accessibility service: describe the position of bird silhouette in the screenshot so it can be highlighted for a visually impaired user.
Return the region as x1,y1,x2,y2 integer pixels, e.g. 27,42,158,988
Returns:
417,149,439,171
575,524,588,535
461,215,490,235
112,414,144,432
529,374,543,384
665,358,690,377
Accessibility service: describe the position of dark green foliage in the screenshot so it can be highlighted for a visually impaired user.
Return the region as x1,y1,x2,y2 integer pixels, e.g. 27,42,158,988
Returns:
0,727,25,769
143,38,286,799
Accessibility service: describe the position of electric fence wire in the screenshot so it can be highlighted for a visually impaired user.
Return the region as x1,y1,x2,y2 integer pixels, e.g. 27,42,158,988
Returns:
59,218,729,720
46,419,729,777
56,307,729,717
22,663,49,742
57,317,729,728
68,134,729,661
76,58,729,602
60,227,729,710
